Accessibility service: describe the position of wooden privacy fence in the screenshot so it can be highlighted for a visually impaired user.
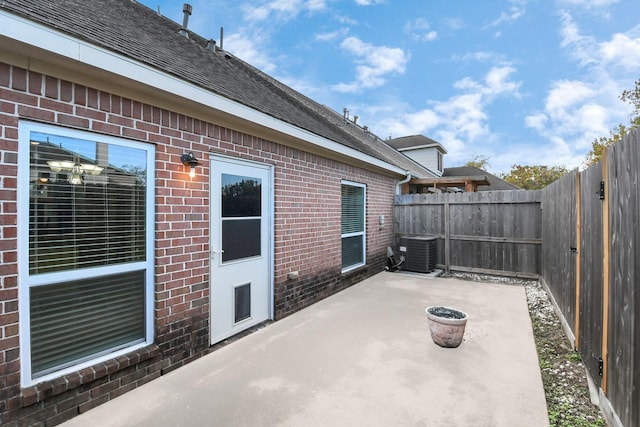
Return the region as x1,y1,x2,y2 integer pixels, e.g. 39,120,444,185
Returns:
393,129,640,426
541,129,640,427
394,190,542,278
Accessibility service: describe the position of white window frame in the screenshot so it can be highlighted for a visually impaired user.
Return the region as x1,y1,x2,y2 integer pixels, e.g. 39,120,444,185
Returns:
17,121,155,387
341,180,366,273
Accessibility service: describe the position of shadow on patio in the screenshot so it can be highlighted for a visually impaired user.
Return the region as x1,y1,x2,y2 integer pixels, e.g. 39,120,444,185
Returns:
62,272,548,427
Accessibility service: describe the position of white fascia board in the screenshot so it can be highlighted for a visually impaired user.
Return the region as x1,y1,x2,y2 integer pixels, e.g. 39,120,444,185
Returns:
0,10,406,176
397,144,446,153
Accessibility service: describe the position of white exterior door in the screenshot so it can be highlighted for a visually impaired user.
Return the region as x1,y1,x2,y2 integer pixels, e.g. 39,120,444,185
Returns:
210,155,273,344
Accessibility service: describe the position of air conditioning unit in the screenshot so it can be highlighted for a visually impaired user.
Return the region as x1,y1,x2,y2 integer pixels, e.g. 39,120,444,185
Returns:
399,236,437,273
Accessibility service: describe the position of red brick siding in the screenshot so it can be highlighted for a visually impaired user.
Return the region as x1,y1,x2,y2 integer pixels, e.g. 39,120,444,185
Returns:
0,63,396,425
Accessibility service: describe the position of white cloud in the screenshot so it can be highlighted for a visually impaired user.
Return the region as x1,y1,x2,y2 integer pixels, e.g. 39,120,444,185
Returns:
369,66,522,164
524,113,548,131
335,14,359,26
450,51,508,64
454,66,521,99
488,0,526,27
544,80,594,115
409,109,441,129
404,18,438,42
354,0,384,5
557,11,640,72
599,29,640,71
557,0,619,8
333,37,409,93
433,93,489,141
485,66,522,97
443,17,464,31
306,0,327,11
424,31,438,41
243,0,328,23
524,80,616,154
244,4,270,21
315,28,350,42
558,11,597,66
224,32,277,73
522,14,639,169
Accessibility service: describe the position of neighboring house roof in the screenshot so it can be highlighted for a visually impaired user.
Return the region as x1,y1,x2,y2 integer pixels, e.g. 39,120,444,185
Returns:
0,0,434,178
443,166,520,191
386,135,448,154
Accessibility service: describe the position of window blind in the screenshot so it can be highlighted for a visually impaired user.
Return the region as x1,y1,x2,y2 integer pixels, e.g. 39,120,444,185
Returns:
29,181,146,274
30,270,145,377
341,185,364,234
341,183,365,270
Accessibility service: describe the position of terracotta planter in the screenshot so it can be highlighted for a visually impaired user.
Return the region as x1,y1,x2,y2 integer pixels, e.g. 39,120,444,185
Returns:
425,306,468,348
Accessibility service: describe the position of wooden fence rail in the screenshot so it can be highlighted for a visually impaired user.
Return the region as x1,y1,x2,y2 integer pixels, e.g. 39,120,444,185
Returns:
394,190,542,278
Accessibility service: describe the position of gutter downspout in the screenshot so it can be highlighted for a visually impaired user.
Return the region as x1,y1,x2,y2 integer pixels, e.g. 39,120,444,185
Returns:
396,172,412,195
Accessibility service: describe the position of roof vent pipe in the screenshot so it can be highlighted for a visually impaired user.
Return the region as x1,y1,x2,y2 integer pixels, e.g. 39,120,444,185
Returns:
179,3,193,38
207,39,217,52
343,108,349,120
219,27,224,50
182,3,193,27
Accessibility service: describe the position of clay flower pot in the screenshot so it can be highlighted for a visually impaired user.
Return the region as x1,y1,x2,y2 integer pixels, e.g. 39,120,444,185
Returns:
425,306,468,348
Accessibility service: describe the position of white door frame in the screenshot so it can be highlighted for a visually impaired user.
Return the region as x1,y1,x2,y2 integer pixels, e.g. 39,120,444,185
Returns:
209,154,274,344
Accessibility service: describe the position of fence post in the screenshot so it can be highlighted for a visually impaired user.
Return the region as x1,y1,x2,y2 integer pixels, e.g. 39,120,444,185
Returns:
601,148,610,394
575,172,581,350
444,201,450,273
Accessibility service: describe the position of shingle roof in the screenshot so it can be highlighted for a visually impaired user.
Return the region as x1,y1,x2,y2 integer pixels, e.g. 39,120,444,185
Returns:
386,135,448,153
443,166,520,191
1,0,433,177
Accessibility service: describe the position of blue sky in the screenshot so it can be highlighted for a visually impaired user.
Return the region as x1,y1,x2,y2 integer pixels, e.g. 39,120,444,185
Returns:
139,0,640,174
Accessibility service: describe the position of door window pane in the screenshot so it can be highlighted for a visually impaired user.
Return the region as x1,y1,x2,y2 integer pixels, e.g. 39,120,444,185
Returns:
222,174,261,217
220,173,262,263
222,219,261,262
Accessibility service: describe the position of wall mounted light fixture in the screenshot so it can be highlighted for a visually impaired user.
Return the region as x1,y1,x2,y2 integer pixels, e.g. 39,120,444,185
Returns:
181,152,199,178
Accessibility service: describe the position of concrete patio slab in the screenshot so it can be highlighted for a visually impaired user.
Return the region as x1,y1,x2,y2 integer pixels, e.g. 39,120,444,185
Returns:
61,272,549,427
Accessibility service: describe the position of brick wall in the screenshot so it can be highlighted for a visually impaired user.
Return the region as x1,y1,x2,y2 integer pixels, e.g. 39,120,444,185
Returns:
273,157,395,318
0,63,396,425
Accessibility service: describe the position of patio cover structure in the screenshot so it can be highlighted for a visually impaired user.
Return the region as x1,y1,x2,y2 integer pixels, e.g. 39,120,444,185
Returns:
401,175,491,193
